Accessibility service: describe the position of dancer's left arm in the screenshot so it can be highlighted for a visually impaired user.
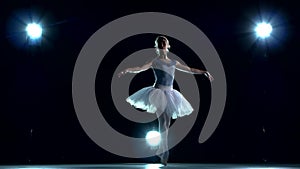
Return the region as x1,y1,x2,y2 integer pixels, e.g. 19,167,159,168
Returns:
175,60,214,81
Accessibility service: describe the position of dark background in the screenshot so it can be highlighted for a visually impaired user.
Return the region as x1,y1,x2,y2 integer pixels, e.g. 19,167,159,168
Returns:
1,0,299,165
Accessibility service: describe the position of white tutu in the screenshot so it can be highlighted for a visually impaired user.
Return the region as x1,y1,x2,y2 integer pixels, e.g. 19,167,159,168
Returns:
126,84,194,119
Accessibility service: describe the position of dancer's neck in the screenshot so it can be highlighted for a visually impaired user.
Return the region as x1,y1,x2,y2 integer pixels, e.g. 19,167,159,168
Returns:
159,54,168,59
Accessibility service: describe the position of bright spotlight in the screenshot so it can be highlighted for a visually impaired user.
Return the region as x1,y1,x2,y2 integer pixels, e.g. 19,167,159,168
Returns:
145,131,161,146
255,22,272,39
26,23,42,39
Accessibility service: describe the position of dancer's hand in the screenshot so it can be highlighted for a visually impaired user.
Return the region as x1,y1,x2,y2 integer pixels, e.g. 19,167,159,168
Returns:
118,69,127,78
204,72,214,82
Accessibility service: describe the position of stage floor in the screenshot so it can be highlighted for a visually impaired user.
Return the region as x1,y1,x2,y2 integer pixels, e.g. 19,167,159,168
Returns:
1,163,300,169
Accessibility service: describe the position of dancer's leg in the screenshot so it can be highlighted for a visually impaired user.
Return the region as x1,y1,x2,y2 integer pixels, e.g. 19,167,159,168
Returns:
156,111,171,165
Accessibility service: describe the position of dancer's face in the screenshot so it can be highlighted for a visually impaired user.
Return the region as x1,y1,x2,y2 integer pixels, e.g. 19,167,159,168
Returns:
164,40,170,50
160,39,170,53
155,36,171,54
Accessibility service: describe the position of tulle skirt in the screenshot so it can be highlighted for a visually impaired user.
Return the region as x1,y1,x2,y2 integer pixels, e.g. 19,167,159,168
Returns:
126,84,194,119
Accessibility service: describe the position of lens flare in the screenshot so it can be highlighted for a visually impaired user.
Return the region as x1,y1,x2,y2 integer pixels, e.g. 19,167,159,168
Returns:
145,131,161,146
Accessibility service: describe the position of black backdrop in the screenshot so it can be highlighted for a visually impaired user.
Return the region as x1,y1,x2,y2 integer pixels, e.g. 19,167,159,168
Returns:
1,0,299,165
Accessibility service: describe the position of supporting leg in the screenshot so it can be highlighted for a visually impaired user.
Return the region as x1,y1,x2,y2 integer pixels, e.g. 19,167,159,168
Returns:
156,111,171,166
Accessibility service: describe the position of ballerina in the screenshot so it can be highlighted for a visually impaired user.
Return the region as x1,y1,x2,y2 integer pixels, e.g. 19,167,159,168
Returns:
118,36,213,166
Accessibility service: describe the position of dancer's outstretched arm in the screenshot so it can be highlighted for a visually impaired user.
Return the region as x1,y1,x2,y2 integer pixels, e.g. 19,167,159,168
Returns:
118,61,152,77
175,60,214,81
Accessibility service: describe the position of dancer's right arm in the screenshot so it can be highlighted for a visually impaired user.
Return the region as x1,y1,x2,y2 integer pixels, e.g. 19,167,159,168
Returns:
118,61,152,77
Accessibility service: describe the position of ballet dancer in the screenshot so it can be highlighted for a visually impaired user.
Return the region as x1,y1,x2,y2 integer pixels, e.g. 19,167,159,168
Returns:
118,36,213,166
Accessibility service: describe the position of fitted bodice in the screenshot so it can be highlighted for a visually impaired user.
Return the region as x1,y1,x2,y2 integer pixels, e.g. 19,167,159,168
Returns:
152,58,176,86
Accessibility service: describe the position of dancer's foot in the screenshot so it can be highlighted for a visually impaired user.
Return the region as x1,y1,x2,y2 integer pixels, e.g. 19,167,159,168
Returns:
156,150,169,166
161,157,167,166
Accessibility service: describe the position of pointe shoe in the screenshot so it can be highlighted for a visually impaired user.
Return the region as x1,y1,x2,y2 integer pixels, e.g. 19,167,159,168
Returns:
161,158,167,166
160,151,169,166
